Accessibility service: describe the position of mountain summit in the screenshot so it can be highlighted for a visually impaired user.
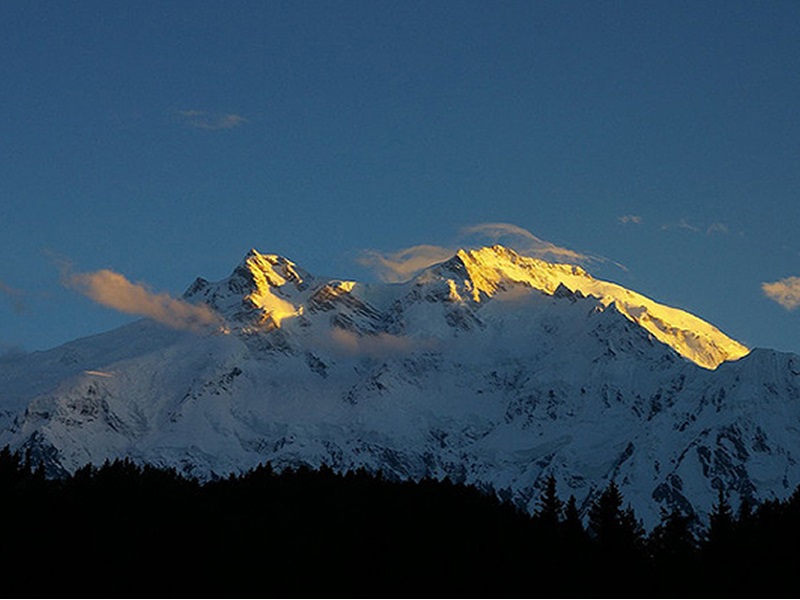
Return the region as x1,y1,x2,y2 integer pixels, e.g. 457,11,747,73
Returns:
0,246,796,529
186,245,747,369
183,249,310,328
420,245,748,369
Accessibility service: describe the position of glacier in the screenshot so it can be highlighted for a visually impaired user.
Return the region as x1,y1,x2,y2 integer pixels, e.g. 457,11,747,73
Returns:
0,245,797,530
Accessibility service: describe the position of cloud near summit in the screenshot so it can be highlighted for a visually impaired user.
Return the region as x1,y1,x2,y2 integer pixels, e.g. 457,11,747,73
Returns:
357,245,455,284
64,268,221,331
460,222,591,263
357,222,595,283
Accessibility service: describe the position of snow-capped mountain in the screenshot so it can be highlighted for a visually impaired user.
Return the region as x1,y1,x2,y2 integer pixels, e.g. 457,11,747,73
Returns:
0,245,797,529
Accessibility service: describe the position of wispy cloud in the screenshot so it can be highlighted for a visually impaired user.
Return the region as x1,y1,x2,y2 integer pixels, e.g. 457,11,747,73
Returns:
762,276,800,310
178,110,248,130
357,245,455,283
357,222,617,283
64,268,221,331
322,326,440,359
0,280,27,314
661,218,730,235
618,215,643,225
661,218,701,233
329,328,414,357
460,222,592,263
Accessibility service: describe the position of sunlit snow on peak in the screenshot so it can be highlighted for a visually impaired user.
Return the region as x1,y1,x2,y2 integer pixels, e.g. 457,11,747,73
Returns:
182,245,748,368
428,245,749,369
239,251,304,327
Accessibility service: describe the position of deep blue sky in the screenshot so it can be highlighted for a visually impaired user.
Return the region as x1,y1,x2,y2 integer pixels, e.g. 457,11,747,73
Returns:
2,1,799,356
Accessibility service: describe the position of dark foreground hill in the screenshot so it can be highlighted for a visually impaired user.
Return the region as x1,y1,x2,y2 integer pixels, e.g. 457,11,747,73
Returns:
2,449,800,598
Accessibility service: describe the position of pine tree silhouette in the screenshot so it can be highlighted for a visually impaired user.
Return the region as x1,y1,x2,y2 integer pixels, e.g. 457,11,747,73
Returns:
648,507,698,595
587,481,647,590
534,474,563,536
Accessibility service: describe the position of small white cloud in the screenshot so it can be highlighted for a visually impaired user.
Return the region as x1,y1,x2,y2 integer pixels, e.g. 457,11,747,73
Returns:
706,222,729,235
762,276,800,310
618,215,643,225
178,110,248,130
661,218,700,233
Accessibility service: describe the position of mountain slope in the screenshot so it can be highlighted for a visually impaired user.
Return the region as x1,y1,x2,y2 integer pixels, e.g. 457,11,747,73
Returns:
0,246,796,529
431,246,749,369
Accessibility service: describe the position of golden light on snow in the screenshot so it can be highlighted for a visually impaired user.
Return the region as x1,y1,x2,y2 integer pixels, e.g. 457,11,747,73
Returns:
243,252,303,327
247,286,302,327
63,245,750,370
456,246,749,369
460,222,591,263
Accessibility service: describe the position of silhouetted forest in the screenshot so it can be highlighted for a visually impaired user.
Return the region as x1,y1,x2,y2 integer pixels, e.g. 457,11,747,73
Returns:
1,446,798,597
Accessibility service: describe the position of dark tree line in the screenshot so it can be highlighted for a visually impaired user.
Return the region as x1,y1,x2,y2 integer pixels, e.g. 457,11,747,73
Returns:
1,447,799,597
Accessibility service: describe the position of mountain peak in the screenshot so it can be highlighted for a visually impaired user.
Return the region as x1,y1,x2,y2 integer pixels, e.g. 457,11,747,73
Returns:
183,245,750,369
423,245,748,369
181,249,309,329
3,243,784,530
240,249,308,288
428,244,592,303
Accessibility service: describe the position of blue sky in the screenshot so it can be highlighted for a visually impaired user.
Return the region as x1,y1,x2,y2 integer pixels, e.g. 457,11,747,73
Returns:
2,1,799,356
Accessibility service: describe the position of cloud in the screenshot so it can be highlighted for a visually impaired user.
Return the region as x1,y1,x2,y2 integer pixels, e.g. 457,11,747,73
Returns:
356,222,625,283
328,328,415,357
618,215,643,225
178,110,248,130
323,327,439,359
660,219,697,232
762,276,800,310
661,219,729,235
0,280,26,314
460,222,593,263
357,245,455,283
64,268,222,331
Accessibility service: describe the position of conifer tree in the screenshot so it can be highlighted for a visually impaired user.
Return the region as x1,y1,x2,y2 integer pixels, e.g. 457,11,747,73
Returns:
648,506,698,593
535,474,563,535
700,485,737,593
707,487,734,547
586,481,646,591
562,494,587,544
587,481,645,556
